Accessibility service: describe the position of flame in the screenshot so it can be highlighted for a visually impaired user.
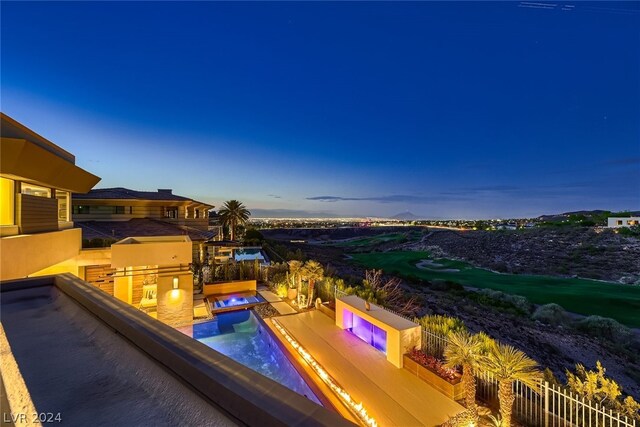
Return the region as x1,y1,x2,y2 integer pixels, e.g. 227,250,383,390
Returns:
271,318,378,427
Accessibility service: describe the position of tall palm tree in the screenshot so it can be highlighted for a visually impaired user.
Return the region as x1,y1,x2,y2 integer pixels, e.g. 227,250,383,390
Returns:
481,343,542,427
302,260,324,308
288,260,303,300
444,331,483,412
217,200,250,241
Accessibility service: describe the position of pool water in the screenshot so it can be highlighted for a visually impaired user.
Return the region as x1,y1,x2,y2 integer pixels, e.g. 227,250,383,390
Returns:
195,311,322,405
233,248,266,262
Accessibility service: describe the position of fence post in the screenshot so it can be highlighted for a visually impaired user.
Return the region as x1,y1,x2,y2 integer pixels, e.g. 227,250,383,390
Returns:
544,381,549,427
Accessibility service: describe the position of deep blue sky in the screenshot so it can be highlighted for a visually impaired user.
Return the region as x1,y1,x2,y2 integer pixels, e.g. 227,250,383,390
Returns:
2,2,639,218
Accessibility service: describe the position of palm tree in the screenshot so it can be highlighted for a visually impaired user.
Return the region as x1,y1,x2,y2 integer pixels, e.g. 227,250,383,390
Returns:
302,260,324,308
217,200,250,241
481,343,542,427
444,331,483,412
288,260,303,301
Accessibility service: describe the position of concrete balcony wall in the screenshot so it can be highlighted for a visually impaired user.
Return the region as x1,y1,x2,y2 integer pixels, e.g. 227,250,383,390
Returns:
0,228,82,280
111,236,192,268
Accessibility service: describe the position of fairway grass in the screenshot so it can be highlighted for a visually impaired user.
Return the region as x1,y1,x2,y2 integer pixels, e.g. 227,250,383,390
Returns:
350,251,640,328
334,232,420,248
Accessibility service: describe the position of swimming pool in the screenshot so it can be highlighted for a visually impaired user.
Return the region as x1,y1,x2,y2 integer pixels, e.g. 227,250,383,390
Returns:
233,248,266,262
195,311,322,405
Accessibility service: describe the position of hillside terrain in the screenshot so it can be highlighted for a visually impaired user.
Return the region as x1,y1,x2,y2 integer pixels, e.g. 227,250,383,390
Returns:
261,226,640,397
396,227,640,283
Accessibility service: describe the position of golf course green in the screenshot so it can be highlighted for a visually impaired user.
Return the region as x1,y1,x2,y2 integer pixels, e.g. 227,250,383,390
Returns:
350,251,640,328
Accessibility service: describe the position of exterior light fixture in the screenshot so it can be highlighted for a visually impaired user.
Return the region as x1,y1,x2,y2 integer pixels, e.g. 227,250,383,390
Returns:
172,277,179,289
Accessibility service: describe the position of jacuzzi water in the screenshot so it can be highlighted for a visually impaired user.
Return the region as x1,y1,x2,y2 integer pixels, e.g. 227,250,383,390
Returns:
195,311,322,405
213,294,264,308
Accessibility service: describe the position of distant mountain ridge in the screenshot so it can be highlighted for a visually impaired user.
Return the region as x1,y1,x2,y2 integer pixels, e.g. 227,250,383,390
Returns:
391,211,422,220
538,209,640,222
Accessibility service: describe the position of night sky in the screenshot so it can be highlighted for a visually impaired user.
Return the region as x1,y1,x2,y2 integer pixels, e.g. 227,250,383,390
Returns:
2,2,638,218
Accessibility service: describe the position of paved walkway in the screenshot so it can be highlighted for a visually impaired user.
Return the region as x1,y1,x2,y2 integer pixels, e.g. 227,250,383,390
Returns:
258,290,298,315
276,311,464,427
258,290,281,303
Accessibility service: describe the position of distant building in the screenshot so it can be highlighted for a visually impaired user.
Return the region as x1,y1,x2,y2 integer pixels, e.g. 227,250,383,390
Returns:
607,217,640,228
72,187,221,259
73,187,214,229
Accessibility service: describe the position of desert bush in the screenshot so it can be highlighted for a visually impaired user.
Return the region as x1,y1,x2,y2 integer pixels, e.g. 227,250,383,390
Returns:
274,280,288,299
316,276,346,302
472,289,532,315
83,237,116,248
575,315,634,343
428,279,449,291
532,303,571,326
416,314,467,337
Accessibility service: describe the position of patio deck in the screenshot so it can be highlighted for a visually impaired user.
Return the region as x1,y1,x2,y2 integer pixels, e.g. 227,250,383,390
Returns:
275,310,465,427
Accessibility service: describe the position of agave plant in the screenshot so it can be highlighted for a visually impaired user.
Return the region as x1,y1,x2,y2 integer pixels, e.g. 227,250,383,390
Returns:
481,343,542,427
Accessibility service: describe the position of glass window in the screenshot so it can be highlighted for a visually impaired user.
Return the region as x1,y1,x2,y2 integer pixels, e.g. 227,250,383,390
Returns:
1,177,15,226
21,183,51,198
73,205,90,215
114,206,125,214
56,190,70,221
165,207,178,218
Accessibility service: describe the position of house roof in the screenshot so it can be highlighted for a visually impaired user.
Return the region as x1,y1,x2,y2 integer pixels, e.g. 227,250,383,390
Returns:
74,187,213,207
76,218,218,242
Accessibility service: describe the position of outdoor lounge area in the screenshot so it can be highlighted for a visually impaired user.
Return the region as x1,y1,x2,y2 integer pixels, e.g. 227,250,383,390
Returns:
271,310,465,426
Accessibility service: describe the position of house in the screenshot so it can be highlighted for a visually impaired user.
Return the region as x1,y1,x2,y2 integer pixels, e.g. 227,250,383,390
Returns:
0,113,101,280
72,187,222,260
607,217,640,228
0,114,194,325
72,187,213,228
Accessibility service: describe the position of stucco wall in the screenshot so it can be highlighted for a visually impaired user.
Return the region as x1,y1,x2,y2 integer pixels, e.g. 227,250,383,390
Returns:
157,273,193,327
0,228,82,280
203,280,257,296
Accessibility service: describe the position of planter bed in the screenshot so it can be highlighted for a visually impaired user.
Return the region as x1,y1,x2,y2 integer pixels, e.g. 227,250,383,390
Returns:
403,354,464,401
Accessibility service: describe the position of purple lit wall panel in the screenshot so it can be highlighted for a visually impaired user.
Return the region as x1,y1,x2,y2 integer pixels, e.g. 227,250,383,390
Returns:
352,314,373,344
346,310,387,354
372,324,387,353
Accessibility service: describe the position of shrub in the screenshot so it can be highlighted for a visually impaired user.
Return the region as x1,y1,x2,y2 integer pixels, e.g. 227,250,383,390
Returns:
416,314,467,337
83,237,116,248
575,316,634,343
532,303,571,326
274,281,288,299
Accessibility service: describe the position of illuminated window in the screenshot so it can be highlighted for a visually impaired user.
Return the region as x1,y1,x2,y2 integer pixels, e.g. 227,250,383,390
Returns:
21,183,51,198
55,190,70,221
1,177,15,226
165,207,178,218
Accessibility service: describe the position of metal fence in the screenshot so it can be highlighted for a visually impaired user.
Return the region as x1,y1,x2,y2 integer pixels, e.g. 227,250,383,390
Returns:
333,288,637,427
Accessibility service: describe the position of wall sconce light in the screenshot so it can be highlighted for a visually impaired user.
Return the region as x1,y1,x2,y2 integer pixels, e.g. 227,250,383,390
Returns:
172,277,179,289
